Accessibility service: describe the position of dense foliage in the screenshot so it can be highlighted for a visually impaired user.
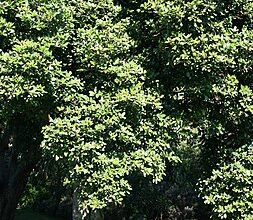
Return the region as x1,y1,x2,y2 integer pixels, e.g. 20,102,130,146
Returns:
0,0,252,219
200,144,253,219
116,0,253,217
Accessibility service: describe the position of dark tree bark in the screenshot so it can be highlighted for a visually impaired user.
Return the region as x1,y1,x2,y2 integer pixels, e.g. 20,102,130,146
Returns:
0,115,46,220
0,167,31,220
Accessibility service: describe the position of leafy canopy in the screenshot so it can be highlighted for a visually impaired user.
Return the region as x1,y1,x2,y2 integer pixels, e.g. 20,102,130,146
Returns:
0,0,180,211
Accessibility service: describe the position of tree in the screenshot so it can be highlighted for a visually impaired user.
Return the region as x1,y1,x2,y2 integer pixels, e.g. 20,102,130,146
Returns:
199,144,253,219
0,0,179,219
1,0,253,219
0,1,79,218
117,0,253,217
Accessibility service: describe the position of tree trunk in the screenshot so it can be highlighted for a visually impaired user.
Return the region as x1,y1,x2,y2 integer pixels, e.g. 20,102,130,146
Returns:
0,116,45,220
0,167,30,220
0,156,34,220
0,191,20,220
0,196,16,220
72,188,87,220
0,195,16,220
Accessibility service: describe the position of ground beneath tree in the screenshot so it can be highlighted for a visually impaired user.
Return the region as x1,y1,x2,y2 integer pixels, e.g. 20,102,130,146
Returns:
15,209,65,220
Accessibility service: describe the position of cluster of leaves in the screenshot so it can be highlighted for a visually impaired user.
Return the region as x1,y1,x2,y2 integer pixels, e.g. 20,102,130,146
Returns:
0,0,182,212
42,82,180,209
1,0,253,218
121,0,253,218
40,0,182,210
0,0,80,134
199,144,253,219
